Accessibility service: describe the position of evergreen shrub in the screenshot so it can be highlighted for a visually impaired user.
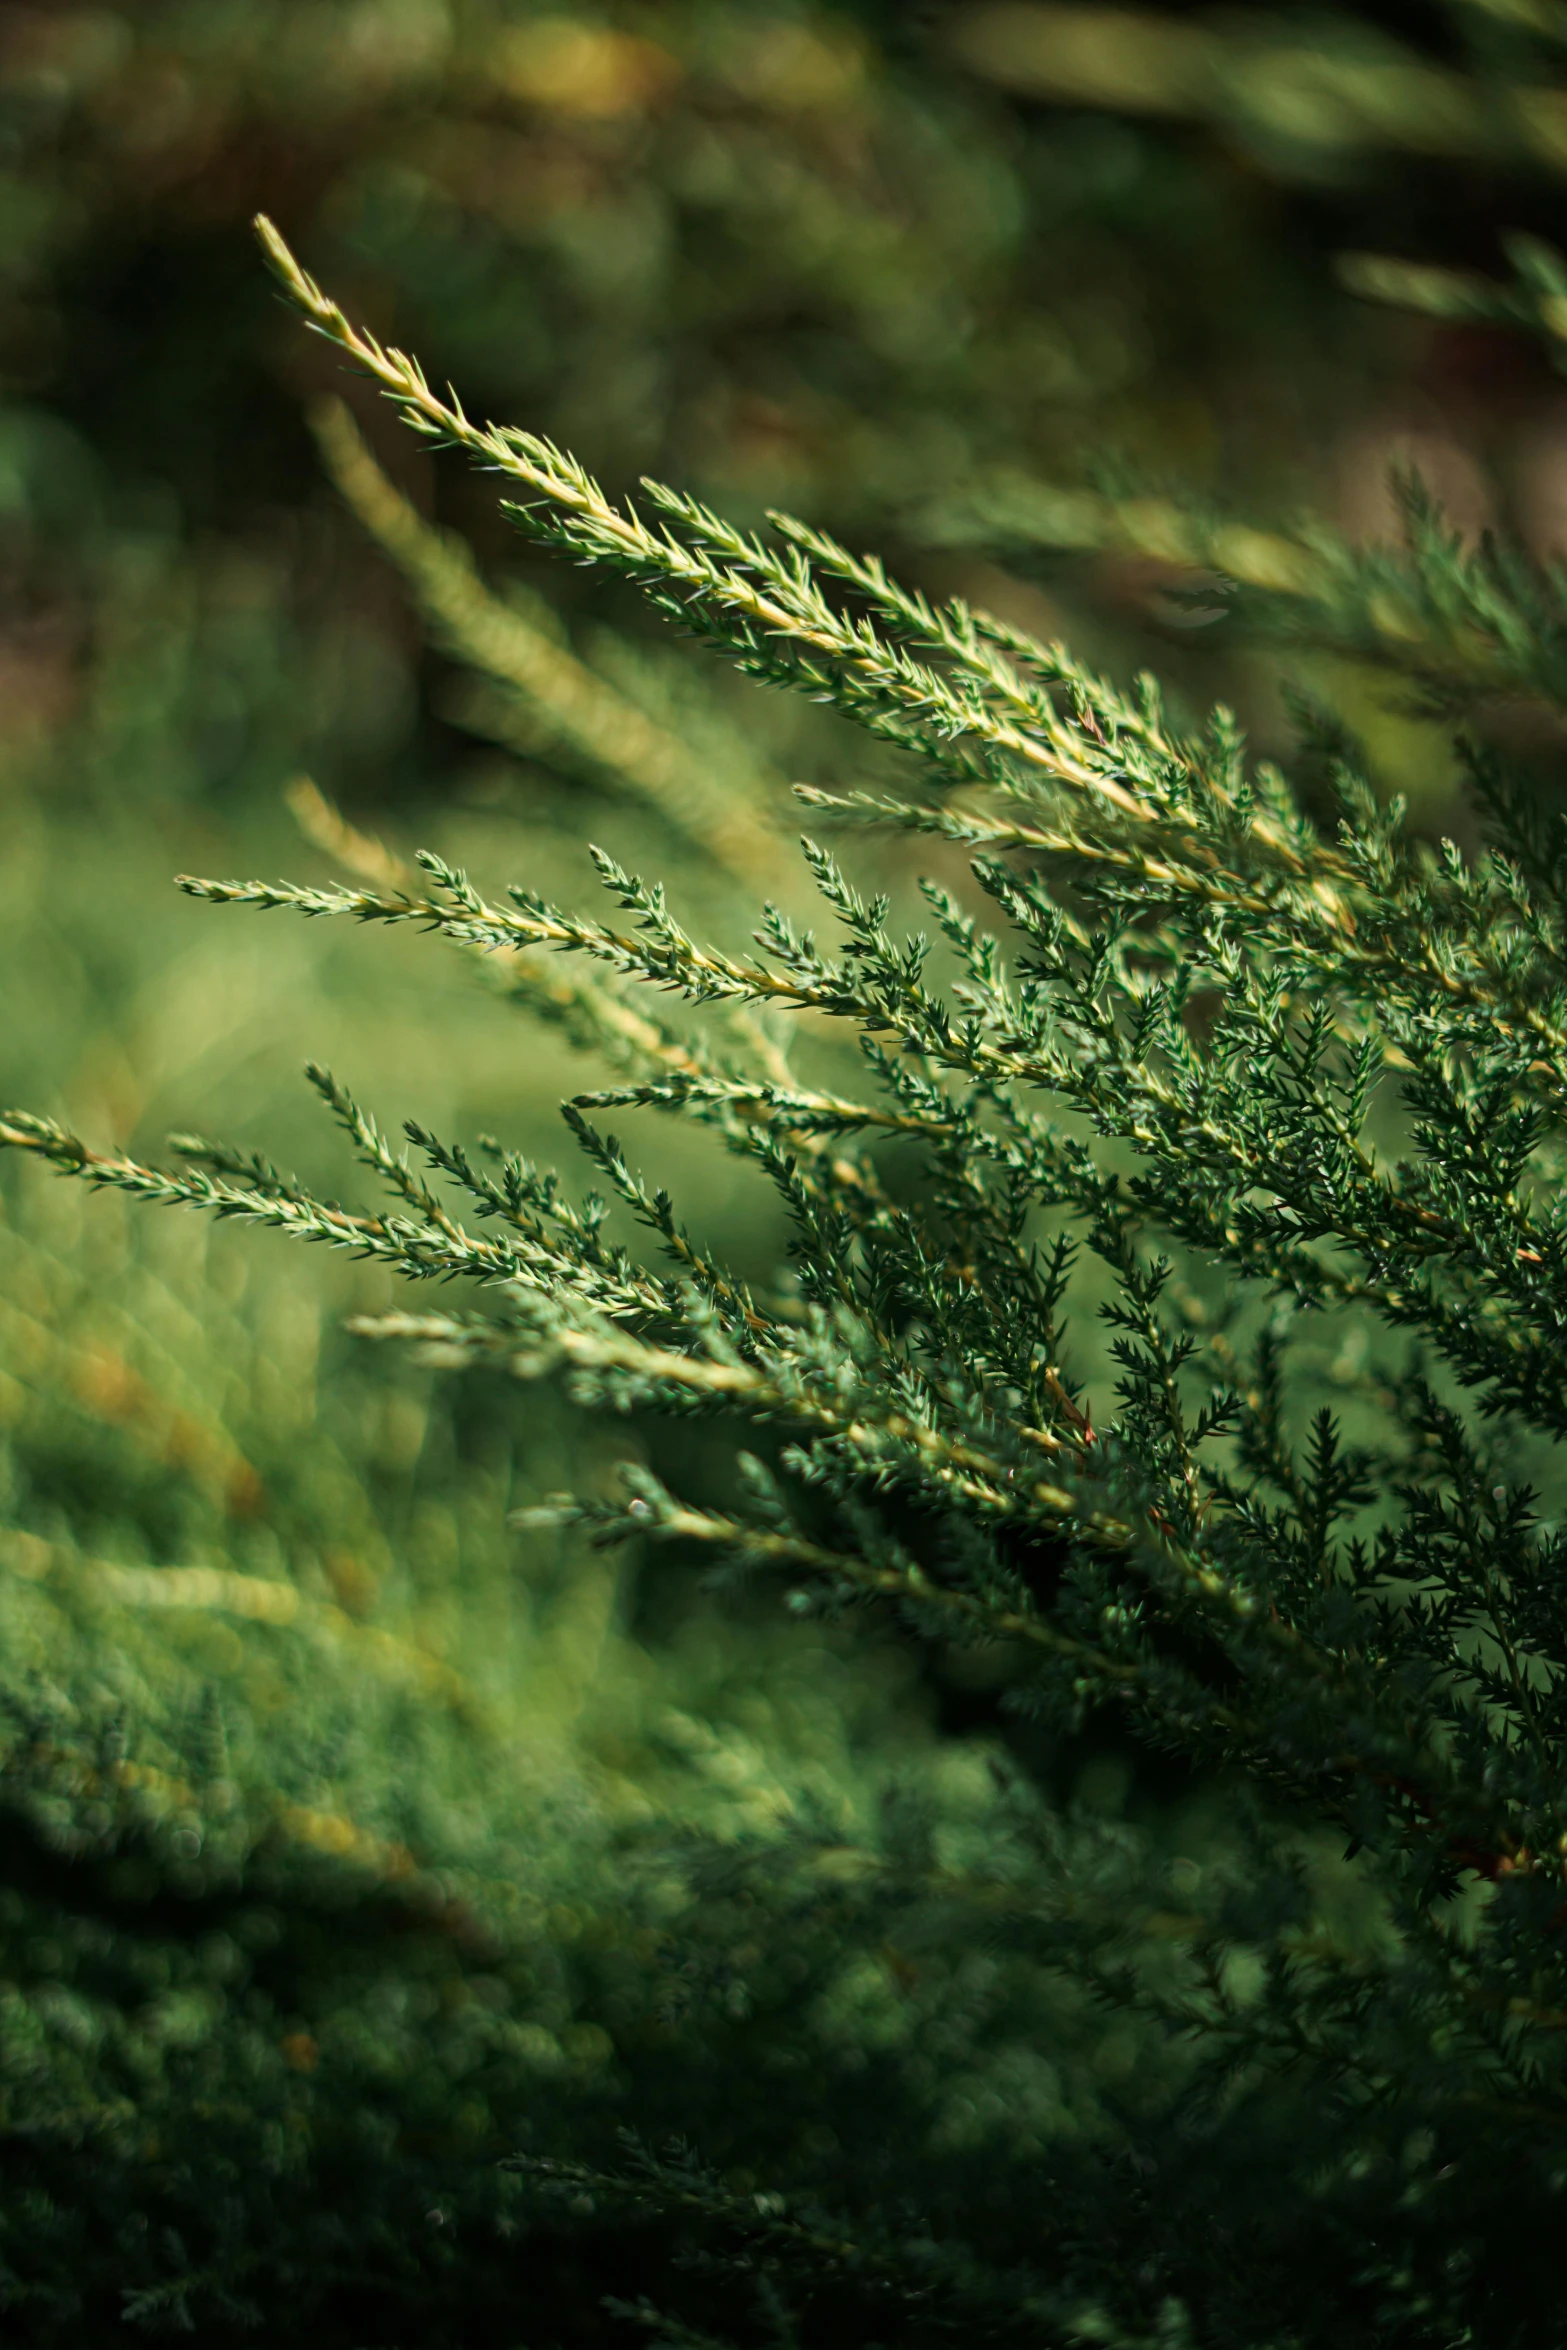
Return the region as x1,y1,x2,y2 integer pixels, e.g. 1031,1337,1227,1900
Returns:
12,208,1567,2344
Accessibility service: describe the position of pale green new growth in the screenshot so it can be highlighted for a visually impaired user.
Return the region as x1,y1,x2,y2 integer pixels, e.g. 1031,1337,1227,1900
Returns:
312,398,789,892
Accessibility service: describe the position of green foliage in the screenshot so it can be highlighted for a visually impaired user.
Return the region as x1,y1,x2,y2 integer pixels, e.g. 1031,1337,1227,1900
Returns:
13,219,1567,2342
4,0,1442,884
953,2,1567,182
4,0,1359,527
4,1170,1180,2343
23,11,1567,2342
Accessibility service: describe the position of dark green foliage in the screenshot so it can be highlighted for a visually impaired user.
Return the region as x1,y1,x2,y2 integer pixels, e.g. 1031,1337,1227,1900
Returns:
15,213,1567,2342
25,11,1567,2345
0,1181,1146,2343
7,0,1508,870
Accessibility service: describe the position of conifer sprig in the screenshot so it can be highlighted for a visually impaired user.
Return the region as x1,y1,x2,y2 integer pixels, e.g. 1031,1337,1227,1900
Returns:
12,227,1567,2325
252,220,1352,908
311,399,788,892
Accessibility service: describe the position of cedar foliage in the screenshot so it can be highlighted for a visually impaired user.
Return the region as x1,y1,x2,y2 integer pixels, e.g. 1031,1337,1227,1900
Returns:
11,198,1567,2344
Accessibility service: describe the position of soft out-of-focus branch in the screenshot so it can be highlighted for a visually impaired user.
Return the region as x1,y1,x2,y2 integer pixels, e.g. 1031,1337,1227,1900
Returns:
312,397,789,894
949,4,1567,175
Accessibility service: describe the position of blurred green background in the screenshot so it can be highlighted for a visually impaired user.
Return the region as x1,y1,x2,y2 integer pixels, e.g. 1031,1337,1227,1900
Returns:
6,3,1567,2334
14,0,1567,1142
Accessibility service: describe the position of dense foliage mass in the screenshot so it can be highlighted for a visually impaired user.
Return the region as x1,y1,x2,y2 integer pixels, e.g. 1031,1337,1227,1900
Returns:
13,192,1567,2340
17,8,1567,2346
